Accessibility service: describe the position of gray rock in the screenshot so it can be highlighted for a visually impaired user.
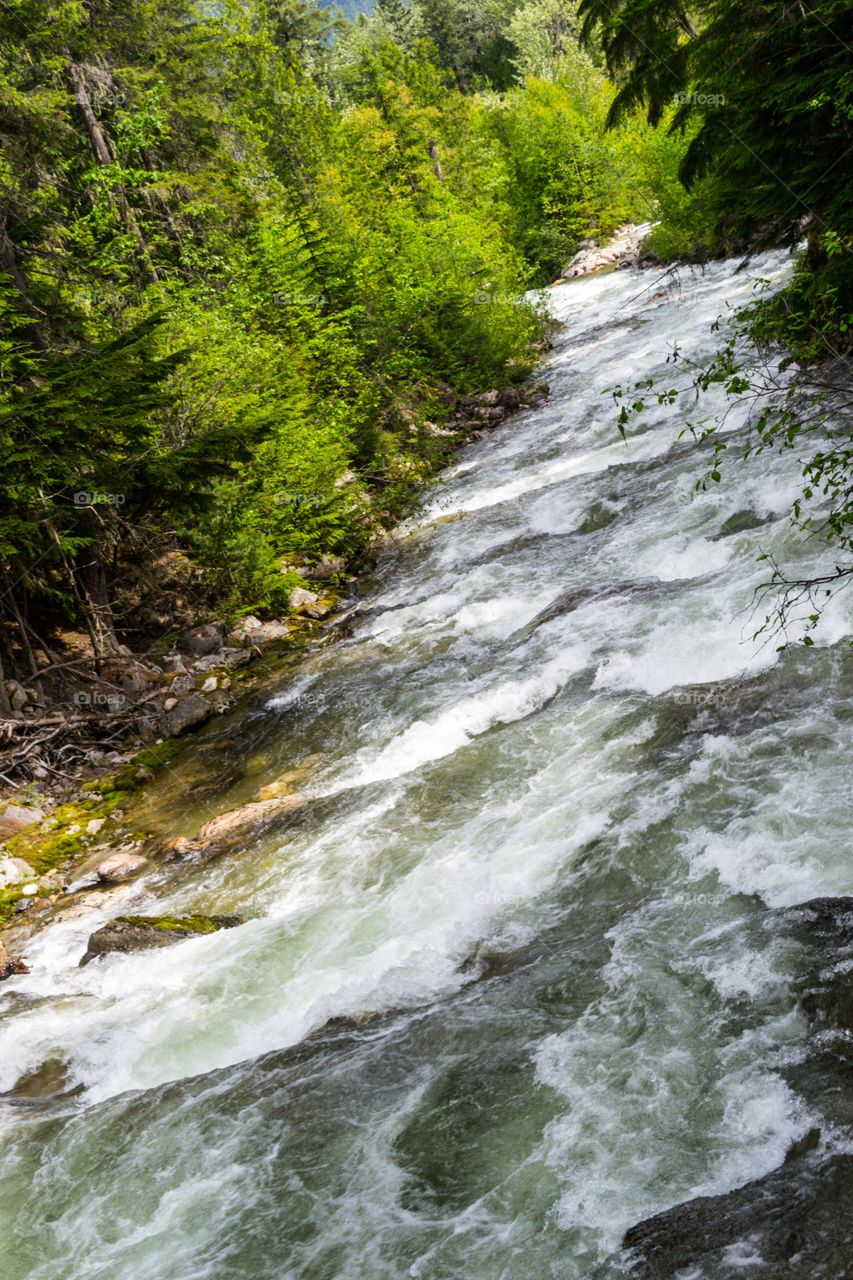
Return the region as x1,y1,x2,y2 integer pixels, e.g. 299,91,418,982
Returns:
96,849,147,883
5,681,28,713
177,623,224,658
306,555,345,583
169,674,194,697
160,694,212,737
0,804,44,842
0,856,37,888
288,587,319,611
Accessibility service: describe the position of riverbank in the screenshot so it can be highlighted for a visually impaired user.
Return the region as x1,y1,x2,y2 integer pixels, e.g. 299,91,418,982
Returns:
0,377,548,960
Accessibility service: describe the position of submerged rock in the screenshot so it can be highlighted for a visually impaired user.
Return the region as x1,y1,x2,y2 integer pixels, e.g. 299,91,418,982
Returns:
80,913,243,965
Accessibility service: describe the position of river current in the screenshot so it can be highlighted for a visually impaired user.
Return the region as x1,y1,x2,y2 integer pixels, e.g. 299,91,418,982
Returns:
1,251,851,1279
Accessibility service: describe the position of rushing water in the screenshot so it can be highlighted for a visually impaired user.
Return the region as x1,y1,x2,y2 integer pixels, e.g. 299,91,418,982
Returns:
2,253,852,1280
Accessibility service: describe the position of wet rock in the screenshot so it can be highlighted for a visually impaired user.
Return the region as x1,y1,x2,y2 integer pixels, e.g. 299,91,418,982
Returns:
177,623,224,658
80,913,243,966
160,693,212,737
3,1057,75,1101
0,804,44,842
195,794,308,846
305,1008,402,1041
607,1152,853,1279
710,508,774,541
0,856,37,888
96,849,147,883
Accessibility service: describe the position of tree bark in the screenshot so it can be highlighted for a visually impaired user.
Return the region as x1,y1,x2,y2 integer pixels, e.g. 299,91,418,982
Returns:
65,58,159,285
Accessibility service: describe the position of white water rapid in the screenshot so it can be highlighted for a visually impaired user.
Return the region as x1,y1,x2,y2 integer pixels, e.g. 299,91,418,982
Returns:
1,251,851,1280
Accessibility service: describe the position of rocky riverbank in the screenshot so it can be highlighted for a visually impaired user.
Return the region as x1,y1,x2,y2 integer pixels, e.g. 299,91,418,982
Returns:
553,222,660,281
0,377,548,967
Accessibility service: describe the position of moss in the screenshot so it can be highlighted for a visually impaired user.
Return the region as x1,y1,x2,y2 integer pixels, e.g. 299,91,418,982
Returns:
118,914,237,935
0,886,24,926
134,740,186,770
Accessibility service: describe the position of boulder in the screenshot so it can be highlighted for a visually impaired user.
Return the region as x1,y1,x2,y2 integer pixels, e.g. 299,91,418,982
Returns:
80,913,243,966
288,586,319,611
160,693,212,737
0,804,44,842
169,673,194,697
227,618,291,648
177,623,224,658
0,856,37,888
609,1153,853,1280
306,555,345,583
96,849,147,883
5,681,28,713
196,794,308,846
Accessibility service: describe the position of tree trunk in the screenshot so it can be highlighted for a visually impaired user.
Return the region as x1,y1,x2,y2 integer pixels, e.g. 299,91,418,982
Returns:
65,58,159,285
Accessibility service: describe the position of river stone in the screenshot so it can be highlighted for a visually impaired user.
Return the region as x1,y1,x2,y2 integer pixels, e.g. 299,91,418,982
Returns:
0,856,37,888
96,849,147,883
160,693,212,737
289,586,319,611
80,914,243,966
196,794,308,846
0,804,44,842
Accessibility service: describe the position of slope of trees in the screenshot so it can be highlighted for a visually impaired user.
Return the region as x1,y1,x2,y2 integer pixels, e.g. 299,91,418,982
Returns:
0,0,662,699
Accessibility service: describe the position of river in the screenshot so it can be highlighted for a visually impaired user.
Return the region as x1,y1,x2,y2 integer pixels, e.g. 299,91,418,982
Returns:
1,251,851,1279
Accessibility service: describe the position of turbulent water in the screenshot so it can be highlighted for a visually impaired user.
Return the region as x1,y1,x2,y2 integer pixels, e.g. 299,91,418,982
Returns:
2,253,852,1280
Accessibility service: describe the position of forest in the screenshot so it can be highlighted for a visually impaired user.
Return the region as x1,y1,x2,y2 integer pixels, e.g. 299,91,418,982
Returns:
3,0,848,723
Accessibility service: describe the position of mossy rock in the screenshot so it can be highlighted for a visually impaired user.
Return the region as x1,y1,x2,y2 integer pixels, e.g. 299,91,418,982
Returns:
80,913,243,965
